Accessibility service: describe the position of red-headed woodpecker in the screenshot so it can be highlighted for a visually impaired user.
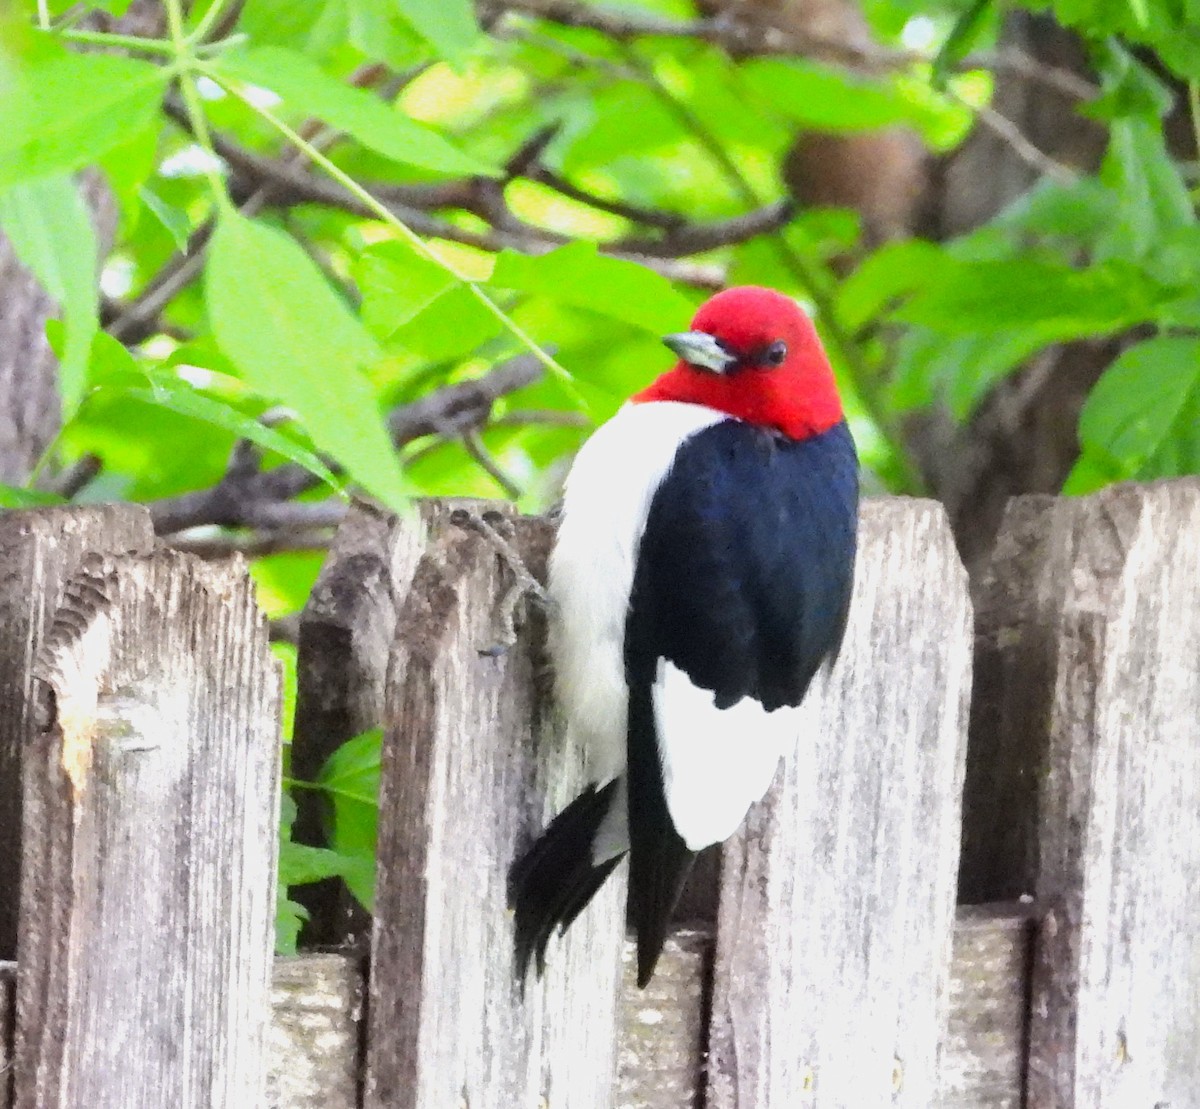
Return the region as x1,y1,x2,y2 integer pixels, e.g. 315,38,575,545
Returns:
509,286,859,987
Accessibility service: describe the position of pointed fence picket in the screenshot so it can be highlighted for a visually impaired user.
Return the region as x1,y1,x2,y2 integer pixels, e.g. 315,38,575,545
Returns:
0,479,1196,1108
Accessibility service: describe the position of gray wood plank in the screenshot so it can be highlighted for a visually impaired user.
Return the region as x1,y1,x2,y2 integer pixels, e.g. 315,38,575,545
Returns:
982,479,1200,1107
706,497,974,1107
364,505,625,1109
939,903,1033,1107
618,932,708,1109
0,505,153,958
1,961,13,1109
268,955,363,1109
291,500,427,945
14,550,281,1108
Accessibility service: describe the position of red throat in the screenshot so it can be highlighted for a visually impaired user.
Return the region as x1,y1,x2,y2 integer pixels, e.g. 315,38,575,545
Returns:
632,287,844,441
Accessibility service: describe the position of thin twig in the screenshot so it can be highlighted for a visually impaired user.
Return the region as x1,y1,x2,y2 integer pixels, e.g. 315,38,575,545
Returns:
970,101,1078,184
461,430,523,498
46,453,103,498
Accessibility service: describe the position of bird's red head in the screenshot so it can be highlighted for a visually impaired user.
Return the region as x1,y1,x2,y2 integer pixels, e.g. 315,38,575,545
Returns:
633,286,843,440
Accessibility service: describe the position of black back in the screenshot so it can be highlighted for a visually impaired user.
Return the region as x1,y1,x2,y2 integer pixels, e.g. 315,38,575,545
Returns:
623,417,859,982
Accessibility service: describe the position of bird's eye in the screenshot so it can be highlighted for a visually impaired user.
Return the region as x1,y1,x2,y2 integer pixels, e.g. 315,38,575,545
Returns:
764,340,788,366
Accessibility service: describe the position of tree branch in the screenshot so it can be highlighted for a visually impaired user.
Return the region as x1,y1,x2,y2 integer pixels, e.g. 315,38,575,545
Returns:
147,355,545,534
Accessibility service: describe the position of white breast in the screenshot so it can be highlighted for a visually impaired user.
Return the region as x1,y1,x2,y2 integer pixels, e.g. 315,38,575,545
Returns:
548,401,726,786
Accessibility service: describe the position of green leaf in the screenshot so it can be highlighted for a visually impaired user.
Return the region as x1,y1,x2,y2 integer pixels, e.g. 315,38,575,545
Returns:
206,211,408,508
0,175,97,414
931,0,995,90
0,484,65,508
896,257,1169,341
316,728,381,912
491,242,696,333
216,46,496,176
390,0,479,65
355,240,458,341
739,58,946,137
0,41,167,188
83,332,344,488
1073,336,1200,480
1100,118,1194,261
837,239,945,333
1085,40,1175,120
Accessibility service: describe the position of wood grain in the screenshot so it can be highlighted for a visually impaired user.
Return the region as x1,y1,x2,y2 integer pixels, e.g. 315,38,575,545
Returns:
14,549,281,1108
618,931,709,1109
365,505,625,1109
940,903,1033,1107
0,505,153,959
706,497,974,1107
985,479,1200,1108
0,961,12,1109
292,500,427,946
268,955,364,1109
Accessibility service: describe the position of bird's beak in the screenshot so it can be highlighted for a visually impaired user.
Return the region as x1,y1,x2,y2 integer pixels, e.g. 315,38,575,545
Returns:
662,331,738,374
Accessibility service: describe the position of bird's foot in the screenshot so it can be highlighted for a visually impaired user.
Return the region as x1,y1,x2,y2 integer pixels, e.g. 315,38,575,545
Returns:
449,507,550,654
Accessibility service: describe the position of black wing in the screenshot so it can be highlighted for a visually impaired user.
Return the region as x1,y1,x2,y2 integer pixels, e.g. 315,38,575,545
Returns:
623,418,859,983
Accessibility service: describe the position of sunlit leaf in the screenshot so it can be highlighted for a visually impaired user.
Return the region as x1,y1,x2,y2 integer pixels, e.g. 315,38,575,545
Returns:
0,174,97,414
492,242,696,333
206,210,408,508
217,46,496,176
1073,336,1200,481
0,41,167,188
390,0,479,65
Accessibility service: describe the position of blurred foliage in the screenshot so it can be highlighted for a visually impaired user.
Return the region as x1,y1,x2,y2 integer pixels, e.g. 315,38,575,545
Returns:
1,0,1198,946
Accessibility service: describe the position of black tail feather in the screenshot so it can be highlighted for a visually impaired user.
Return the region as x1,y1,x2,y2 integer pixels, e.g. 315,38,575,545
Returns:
508,779,624,981
626,678,697,988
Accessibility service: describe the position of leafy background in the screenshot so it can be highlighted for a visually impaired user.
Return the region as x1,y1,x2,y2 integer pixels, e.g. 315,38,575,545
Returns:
1,0,1197,948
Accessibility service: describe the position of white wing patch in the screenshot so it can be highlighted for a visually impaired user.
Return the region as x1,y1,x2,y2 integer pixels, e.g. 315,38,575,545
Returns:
653,660,798,850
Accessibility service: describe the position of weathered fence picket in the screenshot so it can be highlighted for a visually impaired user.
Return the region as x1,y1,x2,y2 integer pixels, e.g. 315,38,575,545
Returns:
707,499,973,1106
365,504,626,1108
0,506,154,960
0,478,1196,1108
12,546,280,1107
967,481,1200,1105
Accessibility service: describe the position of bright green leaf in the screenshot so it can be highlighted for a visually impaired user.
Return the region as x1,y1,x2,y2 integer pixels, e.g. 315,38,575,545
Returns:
491,242,696,333
0,174,98,414
217,46,496,176
206,211,408,508
1100,118,1194,261
896,258,1169,340
1075,336,1200,479
355,240,458,341
739,58,949,139
390,0,479,66
0,484,65,508
316,727,381,911
0,42,167,188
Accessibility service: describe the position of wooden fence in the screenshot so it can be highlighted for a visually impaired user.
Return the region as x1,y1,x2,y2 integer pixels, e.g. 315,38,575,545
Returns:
0,479,1196,1107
